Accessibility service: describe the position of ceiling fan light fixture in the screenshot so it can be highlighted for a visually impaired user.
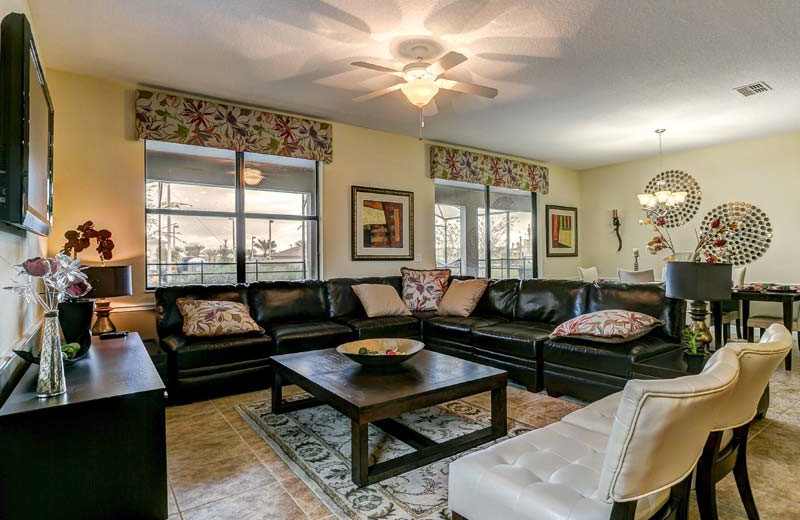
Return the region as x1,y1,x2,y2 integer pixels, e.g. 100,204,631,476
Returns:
400,78,439,108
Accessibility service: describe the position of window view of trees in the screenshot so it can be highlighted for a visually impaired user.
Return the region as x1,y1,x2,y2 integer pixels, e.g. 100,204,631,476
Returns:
434,180,535,279
145,142,318,288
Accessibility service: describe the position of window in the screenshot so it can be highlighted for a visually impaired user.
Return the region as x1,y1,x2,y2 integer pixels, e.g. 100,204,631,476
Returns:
434,179,537,278
145,141,319,288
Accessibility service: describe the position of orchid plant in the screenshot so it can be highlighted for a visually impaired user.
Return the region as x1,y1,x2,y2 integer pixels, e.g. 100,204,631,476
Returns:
639,216,738,263
4,254,92,312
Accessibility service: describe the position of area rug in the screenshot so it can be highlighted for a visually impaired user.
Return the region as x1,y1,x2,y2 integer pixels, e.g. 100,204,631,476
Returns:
238,394,552,520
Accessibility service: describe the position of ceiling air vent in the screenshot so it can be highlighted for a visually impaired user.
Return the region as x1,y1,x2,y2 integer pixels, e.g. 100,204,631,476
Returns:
734,82,772,97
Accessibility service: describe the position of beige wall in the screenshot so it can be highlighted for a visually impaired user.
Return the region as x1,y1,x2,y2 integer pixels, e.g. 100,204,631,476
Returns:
0,0,48,365
580,132,800,291
44,70,582,337
538,164,582,279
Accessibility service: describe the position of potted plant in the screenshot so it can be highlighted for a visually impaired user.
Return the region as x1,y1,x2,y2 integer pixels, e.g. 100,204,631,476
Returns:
58,220,115,351
682,327,706,374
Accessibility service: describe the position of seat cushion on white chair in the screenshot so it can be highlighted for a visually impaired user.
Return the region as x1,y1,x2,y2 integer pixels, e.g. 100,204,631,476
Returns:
448,421,669,520
562,392,621,436
747,315,799,331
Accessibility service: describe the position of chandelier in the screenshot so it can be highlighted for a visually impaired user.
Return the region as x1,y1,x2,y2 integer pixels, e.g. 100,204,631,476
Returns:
636,129,687,218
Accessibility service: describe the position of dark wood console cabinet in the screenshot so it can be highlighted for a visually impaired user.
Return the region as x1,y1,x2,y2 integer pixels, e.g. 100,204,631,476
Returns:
0,332,167,519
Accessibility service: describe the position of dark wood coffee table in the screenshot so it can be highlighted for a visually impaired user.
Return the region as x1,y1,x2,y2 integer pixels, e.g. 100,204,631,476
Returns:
270,348,508,487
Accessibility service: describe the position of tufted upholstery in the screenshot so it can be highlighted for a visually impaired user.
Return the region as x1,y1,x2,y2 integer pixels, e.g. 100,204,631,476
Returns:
449,421,669,520
450,348,740,519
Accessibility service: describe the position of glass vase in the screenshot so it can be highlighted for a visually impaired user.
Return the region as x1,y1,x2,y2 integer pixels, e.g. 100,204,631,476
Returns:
36,310,66,398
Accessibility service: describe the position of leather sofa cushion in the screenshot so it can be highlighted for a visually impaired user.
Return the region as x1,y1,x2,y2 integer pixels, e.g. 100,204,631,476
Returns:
516,279,588,325
586,281,685,341
248,280,329,326
327,277,403,318
266,321,354,354
155,284,249,337
338,315,420,339
423,315,507,343
543,335,682,378
162,333,274,370
473,279,520,319
471,322,551,360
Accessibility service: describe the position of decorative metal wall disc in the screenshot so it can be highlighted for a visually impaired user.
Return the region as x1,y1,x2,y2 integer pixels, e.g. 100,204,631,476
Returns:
643,170,702,228
699,202,772,264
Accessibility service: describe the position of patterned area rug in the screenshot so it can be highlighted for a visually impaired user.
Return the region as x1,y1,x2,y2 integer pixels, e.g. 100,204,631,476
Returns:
238,394,547,520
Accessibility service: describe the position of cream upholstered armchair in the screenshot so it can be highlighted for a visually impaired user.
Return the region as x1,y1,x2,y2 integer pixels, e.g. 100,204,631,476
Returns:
618,268,656,283
578,266,600,282
695,324,793,520
448,349,740,520
562,324,792,520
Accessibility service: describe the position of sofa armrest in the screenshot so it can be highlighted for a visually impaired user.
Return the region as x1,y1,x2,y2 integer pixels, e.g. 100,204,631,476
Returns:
161,334,188,353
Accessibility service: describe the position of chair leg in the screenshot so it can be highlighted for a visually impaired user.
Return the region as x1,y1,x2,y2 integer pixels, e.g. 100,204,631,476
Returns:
736,318,742,340
672,471,693,520
610,500,636,520
732,425,759,520
696,431,723,520
723,323,731,344
758,327,764,339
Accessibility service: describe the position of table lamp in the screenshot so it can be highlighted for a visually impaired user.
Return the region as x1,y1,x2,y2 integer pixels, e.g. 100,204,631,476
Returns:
666,261,732,350
84,265,133,335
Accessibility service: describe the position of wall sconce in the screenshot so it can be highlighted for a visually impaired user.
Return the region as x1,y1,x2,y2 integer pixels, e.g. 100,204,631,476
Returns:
612,209,622,251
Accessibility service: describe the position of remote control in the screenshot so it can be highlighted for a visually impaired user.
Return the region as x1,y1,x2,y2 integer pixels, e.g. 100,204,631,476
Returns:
99,331,129,340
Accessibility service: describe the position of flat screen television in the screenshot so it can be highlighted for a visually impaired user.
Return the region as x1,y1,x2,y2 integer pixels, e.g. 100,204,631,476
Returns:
0,12,54,236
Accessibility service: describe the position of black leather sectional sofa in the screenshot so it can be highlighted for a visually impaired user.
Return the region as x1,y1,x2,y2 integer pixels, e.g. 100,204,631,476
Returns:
155,276,685,402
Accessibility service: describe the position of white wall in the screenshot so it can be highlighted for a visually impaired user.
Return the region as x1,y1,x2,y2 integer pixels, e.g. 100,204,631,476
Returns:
580,132,800,290
0,0,48,366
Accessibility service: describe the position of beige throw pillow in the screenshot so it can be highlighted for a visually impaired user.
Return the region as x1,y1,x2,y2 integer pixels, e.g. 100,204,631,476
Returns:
437,279,489,317
352,284,412,318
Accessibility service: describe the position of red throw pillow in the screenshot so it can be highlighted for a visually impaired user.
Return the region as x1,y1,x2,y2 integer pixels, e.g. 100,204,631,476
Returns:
400,267,451,311
550,309,664,344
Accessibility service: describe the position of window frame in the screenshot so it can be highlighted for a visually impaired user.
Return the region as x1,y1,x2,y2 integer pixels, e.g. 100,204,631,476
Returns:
144,142,321,289
434,180,538,279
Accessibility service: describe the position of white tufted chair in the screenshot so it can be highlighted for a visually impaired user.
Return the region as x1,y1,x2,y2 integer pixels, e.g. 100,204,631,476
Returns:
617,269,656,283
448,348,740,520
562,324,792,520
695,323,793,520
578,266,600,282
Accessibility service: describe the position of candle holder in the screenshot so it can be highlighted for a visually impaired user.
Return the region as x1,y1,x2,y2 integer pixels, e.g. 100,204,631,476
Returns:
633,249,640,271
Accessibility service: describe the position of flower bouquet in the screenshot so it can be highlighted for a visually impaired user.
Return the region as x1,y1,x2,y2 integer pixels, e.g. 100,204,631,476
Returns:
4,254,91,397
639,216,738,263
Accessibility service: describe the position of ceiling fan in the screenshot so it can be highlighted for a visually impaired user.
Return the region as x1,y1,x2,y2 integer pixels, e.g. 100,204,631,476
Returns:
351,48,498,117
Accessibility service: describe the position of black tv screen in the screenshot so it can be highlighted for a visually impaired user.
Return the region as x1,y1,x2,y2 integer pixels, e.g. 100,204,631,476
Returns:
0,12,54,236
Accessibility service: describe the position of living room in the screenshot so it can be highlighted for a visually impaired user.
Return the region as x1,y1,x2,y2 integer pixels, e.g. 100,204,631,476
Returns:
0,1,798,519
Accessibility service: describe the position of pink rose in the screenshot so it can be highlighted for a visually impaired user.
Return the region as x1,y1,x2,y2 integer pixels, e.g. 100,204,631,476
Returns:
66,279,91,298
21,257,51,277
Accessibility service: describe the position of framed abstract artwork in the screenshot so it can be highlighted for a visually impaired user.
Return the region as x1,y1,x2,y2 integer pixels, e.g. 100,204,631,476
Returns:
351,186,414,260
546,205,578,257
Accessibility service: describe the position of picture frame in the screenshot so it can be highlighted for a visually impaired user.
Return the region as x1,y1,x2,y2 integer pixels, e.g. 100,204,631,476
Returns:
351,185,414,261
546,205,578,257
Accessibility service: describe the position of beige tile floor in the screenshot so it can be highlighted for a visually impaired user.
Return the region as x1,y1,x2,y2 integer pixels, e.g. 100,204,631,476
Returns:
164,347,800,520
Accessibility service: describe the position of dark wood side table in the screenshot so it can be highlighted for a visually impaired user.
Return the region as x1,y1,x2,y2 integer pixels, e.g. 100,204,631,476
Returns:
271,348,508,487
711,290,800,369
0,332,167,519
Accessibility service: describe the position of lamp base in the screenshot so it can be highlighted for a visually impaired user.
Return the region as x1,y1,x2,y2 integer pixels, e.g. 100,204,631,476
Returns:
689,299,713,351
91,300,117,335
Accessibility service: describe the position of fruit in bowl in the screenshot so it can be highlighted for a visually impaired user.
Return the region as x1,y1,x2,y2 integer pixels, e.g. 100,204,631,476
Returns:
337,338,424,367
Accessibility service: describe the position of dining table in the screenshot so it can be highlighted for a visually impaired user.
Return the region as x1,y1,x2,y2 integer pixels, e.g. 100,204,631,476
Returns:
711,288,800,370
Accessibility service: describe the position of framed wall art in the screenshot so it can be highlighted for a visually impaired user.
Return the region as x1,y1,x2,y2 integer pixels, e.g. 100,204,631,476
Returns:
351,186,414,260
546,205,578,257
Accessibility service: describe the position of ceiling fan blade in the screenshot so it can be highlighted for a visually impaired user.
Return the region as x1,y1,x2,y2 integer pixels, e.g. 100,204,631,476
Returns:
426,51,467,76
353,83,404,102
436,78,498,98
351,61,404,77
423,99,438,117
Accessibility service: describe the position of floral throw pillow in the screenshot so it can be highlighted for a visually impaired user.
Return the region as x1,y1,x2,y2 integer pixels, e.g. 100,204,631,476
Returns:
177,298,265,338
550,309,664,344
401,267,451,311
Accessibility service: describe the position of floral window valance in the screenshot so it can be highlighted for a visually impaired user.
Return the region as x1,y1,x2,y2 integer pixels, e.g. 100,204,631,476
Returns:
135,89,333,163
430,145,549,194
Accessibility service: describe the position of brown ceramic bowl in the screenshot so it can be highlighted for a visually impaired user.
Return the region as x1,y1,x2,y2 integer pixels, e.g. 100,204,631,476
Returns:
336,338,424,367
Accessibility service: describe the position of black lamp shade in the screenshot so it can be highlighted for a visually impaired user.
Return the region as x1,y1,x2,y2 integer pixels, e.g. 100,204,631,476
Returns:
84,265,133,299
666,261,732,301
